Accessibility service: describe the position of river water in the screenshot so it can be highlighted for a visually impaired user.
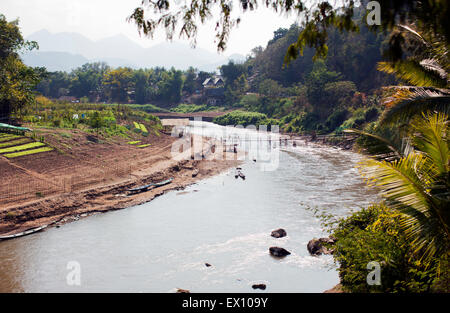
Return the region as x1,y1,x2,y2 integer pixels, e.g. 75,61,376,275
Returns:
0,122,378,292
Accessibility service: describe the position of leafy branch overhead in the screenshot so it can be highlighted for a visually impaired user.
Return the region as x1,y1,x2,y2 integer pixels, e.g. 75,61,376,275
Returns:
128,0,450,63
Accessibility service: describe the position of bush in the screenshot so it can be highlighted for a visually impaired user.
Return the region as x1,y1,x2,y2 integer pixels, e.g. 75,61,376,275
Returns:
332,204,442,293
53,119,62,127
325,109,349,132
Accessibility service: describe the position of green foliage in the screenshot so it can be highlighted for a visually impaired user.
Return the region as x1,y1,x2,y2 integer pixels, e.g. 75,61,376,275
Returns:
213,110,279,129
0,141,46,154
130,1,449,69
359,113,449,266
126,104,169,113
0,14,40,121
4,146,53,158
325,109,349,132
170,103,222,113
332,203,442,293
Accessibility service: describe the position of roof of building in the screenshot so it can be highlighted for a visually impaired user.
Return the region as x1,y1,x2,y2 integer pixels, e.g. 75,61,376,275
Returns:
203,76,224,87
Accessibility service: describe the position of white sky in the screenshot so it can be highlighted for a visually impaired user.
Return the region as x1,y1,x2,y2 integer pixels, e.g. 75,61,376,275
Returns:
1,0,301,56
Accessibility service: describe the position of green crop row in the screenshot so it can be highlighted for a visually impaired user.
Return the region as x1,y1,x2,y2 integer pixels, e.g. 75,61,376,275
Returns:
132,122,148,133
0,142,46,154
0,134,22,142
0,138,31,148
4,147,54,158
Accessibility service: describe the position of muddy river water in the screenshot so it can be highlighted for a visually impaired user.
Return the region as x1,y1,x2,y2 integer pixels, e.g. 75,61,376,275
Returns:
0,122,378,292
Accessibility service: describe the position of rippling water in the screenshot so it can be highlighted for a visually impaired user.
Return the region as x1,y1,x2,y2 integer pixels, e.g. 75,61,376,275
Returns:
0,123,378,292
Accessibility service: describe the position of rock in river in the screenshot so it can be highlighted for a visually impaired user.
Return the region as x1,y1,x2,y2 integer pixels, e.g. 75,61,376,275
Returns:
269,247,291,257
271,228,287,238
252,284,267,290
307,237,336,256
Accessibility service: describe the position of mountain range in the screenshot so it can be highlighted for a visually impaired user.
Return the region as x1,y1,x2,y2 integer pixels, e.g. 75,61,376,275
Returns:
21,29,246,72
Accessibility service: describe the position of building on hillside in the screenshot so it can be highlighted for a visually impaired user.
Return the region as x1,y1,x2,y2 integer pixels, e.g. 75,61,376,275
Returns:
202,76,225,105
202,76,225,88
204,87,225,106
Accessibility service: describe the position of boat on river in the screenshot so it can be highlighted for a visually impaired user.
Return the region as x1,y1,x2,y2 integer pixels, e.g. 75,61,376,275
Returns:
0,224,48,240
127,178,174,194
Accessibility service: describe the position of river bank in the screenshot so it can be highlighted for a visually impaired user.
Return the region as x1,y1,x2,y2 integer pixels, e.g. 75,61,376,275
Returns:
0,128,240,237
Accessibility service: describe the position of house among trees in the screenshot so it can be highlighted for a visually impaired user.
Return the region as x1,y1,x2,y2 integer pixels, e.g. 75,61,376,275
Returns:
202,76,225,88
202,76,225,105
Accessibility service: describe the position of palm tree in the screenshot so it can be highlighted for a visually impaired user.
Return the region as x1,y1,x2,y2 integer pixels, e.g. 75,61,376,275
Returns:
358,112,449,266
376,24,450,125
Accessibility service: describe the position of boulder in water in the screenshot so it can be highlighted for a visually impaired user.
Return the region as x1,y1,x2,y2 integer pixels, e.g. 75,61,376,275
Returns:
307,237,336,255
252,284,267,290
271,228,287,238
269,247,291,257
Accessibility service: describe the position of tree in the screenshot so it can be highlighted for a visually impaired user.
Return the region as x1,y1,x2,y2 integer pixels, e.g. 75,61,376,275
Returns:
102,67,134,103
157,68,184,105
376,24,450,126
323,81,357,108
305,60,341,118
35,71,71,99
220,61,247,88
128,1,450,63
359,112,449,266
258,79,283,98
133,69,151,104
268,28,288,46
70,62,109,101
0,14,40,121
182,67,197,94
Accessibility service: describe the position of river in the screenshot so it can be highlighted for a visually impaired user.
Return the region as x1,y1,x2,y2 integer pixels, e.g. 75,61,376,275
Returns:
0,122,378,292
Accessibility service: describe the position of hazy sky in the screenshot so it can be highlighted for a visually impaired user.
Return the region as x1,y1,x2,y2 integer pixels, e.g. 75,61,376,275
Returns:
1,0,301,56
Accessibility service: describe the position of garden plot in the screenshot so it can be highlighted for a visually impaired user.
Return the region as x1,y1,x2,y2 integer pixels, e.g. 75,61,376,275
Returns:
133,122,148,133
0,132,54,159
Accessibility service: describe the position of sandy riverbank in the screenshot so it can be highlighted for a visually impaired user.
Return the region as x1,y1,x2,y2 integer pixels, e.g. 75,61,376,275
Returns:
0,128,241,236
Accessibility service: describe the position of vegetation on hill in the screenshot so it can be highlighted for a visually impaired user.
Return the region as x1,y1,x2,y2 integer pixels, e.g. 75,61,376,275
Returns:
0,14,41,122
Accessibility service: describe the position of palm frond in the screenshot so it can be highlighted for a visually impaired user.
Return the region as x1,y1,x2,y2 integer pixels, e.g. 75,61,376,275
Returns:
420,59,448,81
359,152,449,265
411,112,449,176
377,60,448,88
359,153,433,214
398,203,447,265
345,128,403,159
396,24,429,47
379,87,450,125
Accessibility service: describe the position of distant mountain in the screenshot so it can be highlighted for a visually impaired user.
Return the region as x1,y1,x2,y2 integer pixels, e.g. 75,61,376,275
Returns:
22,30,246,72
21,51,89,72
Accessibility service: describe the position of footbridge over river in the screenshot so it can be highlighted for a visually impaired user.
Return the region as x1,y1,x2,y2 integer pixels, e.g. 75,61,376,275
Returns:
152,112,228,122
